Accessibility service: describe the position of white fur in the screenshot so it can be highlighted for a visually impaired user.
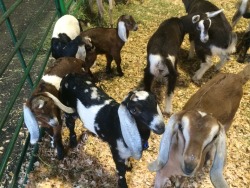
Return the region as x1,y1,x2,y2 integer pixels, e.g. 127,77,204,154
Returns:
52,14,80,39
117,139,132,160
202,125,219,148
76,45,86,61
182,116,191,152
23,104,40,144
206,9,224,18
132,91,149,101
240,0,248,13
149,54,169,77
165,93,173,114
150,114,165,132
167,55,176,67
118,21,127,42
48,117,59,127
118,104,142,160
198,111,207,117
42,75,62,90
90,87,99,99
198,20,209,43
192,56,212,81
77,99,112,135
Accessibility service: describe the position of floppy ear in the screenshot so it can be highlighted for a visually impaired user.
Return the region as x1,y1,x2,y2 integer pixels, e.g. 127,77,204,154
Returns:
118,103,142,160
210,124,229,188
43,92,75,113
148,113,179,171
118,20,127,42
23,103,40,144
206,9,224,18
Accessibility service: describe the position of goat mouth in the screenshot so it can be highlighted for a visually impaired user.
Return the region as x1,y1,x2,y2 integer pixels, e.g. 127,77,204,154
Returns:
152,127,165,135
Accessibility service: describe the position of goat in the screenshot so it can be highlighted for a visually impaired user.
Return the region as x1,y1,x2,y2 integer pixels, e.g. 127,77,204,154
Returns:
148,64,250,188
23,57,88,160
182,0,237,83
80,14,138,77
54,73,165,188
232,0,250,63
232,0,250,28
51,14,93,61
143,10,223,114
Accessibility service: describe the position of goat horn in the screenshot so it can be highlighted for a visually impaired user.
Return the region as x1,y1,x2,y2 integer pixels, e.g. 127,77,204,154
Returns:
206,9,224,18
148,113,178,172
23,103,40,144
43,92,75,113
210,125,228,187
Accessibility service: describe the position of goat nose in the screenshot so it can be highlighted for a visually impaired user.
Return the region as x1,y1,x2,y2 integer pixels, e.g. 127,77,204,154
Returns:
184,162,196,175
154,123,165,134
133,25,138,31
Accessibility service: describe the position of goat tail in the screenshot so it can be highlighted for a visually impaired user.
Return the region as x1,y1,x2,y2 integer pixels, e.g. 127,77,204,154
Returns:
43,92,75,113
238,63,250,85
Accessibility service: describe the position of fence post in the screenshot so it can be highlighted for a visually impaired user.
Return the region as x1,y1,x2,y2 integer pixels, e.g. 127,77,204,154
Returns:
54,0,67,17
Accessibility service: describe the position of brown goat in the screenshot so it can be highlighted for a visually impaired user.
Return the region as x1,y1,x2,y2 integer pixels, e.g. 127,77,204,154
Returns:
23,57,87,159
148,64,250,188
80,14,138,77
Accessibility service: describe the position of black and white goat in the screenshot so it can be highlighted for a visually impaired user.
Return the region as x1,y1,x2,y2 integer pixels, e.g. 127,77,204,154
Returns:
56,73,165,188
232,0,250,63
23,57,88,159
144,10,223,114
80,14,138,77
232,0,250,28
148,64,250,188
182,0,237,82
51,14,92,61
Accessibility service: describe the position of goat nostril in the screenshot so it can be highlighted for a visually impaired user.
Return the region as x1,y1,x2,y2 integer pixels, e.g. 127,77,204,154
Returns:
154,124,165,135
184,162,196,175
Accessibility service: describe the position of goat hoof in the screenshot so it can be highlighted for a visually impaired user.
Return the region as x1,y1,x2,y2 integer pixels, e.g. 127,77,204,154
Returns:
118,72,124,77
70,137,78,148
237,58,245,63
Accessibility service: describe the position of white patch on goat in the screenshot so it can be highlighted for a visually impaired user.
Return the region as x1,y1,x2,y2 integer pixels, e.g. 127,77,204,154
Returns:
167,55,176,67
116,139,131,160
132,91,149,101
150,114,165,132
118,21,127,42
202,125,219,149
76,45,86,61
52,15,80,39
91,87,99,100
182,116,191,151
240,0,248,13
84,89,89,93
149,54,169,78
38,100,44,109
48,117,58,127
77,99,112,135
86,81,92,85
192,56,212,81
42,75,62,90
198,111,207,117
165,93,173,114
198,20,209,43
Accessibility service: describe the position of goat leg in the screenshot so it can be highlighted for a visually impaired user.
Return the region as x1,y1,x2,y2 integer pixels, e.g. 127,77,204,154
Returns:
105,54,114,74
65,113,78,148
114,55,124,76
53,125,64,160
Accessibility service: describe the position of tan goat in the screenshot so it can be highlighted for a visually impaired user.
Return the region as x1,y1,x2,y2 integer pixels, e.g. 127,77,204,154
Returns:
148,64,250,188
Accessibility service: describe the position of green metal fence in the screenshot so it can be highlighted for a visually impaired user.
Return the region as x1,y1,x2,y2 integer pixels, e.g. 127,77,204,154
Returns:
0,0,83,187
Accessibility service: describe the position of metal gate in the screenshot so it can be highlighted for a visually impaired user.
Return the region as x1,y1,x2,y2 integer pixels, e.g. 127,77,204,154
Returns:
0,0,83,187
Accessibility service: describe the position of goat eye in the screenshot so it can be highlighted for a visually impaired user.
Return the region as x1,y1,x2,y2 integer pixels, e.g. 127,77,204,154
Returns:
178,123,183,132
130,108,137,114
196,26,201,31
212,134,218,141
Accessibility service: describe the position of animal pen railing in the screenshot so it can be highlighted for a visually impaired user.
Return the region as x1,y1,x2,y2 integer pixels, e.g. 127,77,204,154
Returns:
0,0,83,187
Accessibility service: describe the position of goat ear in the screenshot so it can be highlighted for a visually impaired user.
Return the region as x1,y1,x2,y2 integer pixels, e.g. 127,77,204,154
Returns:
192,15,200,23
118,21,128,42
23,103,40,144
148,113,179,172
206,9,224,18
43,92,75,114
210,124,229,187
118,103,142,160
